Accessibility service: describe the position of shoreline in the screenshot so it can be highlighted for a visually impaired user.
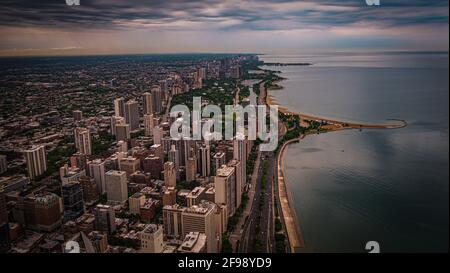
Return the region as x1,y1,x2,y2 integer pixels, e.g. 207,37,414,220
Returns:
261,79,407,253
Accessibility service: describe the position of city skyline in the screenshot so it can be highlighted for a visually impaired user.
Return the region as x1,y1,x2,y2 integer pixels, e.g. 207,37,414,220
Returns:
0,0,448,56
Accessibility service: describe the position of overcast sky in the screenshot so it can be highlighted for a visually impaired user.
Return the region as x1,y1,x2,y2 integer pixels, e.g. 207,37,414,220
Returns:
0,0,448,56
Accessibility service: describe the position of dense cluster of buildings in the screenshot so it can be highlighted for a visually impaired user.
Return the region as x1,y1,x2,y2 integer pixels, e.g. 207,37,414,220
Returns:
0,54,259,253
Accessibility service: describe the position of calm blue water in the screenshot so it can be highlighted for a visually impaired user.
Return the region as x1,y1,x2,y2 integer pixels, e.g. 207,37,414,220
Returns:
261,52,449,252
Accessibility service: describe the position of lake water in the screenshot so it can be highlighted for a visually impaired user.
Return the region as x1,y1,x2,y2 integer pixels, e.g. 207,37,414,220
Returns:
260,52,449,252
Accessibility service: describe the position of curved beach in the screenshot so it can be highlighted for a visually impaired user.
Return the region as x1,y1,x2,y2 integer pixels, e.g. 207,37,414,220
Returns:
263,84,407,253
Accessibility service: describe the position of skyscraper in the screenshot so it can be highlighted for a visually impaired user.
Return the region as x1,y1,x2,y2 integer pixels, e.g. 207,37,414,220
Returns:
233,133,246,185
214,165,236,216
115,123,130,142
124,100,140,131
182,201,218,253
23,146,47,180
197,144,210,178
78,175,99,204
143,114,154,136
110,116,125,136
87,159,106,194
24,192,62,232
151,85,162,114
163,204,185,239
228,159,243,209
74,127,92,155
94,204,116,234
142,92,153,115
186,156,197,182
105,170,128,204
164,161,176,188
213,152,226,175
168,145,180,170
114,97,125,117
62,181,85,220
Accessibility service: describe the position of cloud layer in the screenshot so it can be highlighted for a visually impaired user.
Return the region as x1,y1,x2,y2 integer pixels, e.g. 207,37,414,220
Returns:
0,0,448,55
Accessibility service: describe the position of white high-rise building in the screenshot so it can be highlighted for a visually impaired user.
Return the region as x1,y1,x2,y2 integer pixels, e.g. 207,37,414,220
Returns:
143,92,153,115
87,159,106,194
214,165,236,216
105,170,128,204
140,224,164,253
143,114,154,137
124,100,140,131
114,97,125,117
23,146,47,180
74,127,92,155
233,133,246,186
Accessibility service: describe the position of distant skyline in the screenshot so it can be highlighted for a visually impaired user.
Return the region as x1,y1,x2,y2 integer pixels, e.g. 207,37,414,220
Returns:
0,0,448,56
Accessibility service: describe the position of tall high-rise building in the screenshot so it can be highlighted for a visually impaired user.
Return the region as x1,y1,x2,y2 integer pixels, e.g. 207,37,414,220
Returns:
152,126,163,145
197,144,210,178
78,175,99,204
0,155,7,174
139,224,164,253
94,204,116,234
105,170,128,204
114,97,125,117
182,201,218,253
214,165,236,216
233,133,246,185
23,146,47,180
24,192,62,232
129,192,145,215
143,156,163,180
115,124,130,142
110,116,125,136
74,127,92,155
124,100,140,131
213,152,226,175
162,187,177,206
228,159,243,209
143,92,153,115
186,156,197,182
143,114,154,136
162,204,185,239
62,181,85,220
151,86,163,114
164,162,176,188
87,159,106,194
168,145,180,170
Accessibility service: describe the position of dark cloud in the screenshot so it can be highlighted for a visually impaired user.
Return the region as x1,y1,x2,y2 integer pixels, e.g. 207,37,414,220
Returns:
0,0,447,31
